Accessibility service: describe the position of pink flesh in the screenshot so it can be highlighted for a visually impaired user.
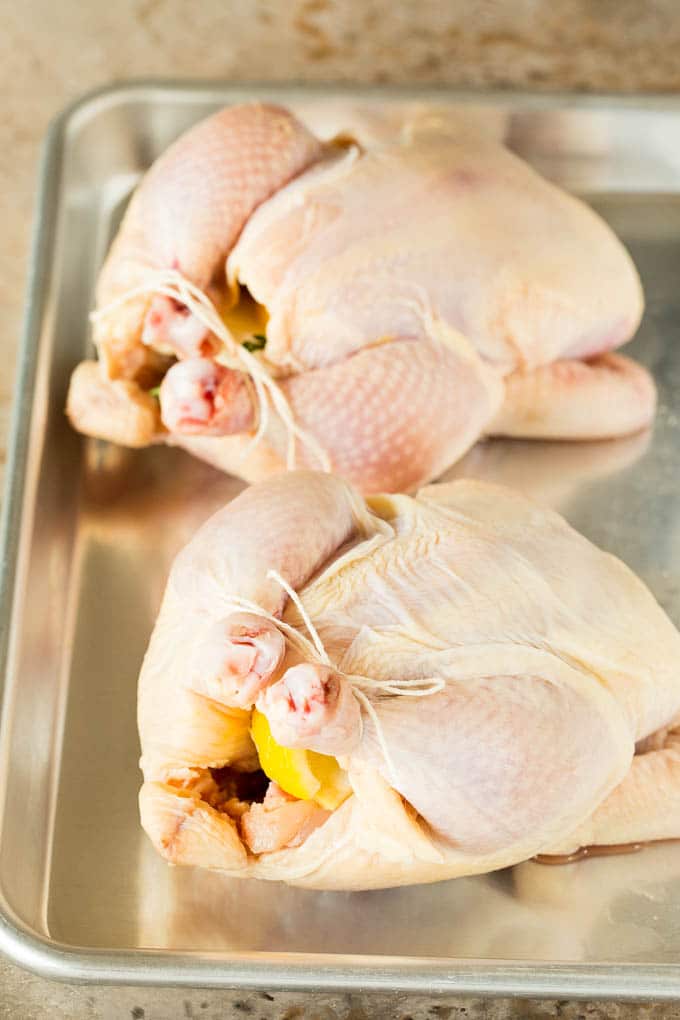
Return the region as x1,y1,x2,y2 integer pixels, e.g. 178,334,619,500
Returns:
159,357,255,436
192,613,285,709
141,294,215,359
258,663,362,756
240,782,330,854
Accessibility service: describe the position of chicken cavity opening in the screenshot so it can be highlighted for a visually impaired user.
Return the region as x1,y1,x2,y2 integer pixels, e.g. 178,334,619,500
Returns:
142,283,268,363
220,286,269,349
141,284,268,438
174,763,332,856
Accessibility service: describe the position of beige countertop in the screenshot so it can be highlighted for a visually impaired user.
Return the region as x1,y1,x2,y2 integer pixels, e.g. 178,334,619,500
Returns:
2,1,680,1016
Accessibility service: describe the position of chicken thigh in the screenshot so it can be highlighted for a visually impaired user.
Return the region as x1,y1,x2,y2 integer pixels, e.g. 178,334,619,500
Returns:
68,104,653,494
139,472,680,890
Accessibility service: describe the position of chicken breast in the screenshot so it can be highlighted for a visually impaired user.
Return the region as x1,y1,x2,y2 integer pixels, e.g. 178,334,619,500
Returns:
68,103,653,494
139,472,680,890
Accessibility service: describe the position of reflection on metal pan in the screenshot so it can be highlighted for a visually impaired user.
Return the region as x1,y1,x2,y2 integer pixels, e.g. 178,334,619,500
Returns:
2,82,680,995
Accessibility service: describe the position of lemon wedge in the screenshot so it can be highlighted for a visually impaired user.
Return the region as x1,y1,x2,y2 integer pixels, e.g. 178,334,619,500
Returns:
313,757,353,811
251,710,351,810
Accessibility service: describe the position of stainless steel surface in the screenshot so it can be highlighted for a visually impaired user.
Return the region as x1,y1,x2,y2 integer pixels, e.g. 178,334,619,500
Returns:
2,82,680,996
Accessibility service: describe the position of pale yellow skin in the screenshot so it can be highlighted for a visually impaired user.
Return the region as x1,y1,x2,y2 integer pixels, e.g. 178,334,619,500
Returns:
67,103,654,495
139,472,680,890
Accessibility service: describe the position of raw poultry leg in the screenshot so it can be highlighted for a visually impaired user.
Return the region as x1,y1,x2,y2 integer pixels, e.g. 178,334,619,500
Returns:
277,345,653,486
544,725,680,854
352,669,631,858
67,360,161,447
93,103,324,379
69,341,654,489
139,471,369,769
141,334,502,490
259,664,362,755
167,470,370,617
153,469,372,714
490,352,656,441
190,613,286,711
159,358,255,436
168,344,652,493
138,472,382,866
276,339,502,491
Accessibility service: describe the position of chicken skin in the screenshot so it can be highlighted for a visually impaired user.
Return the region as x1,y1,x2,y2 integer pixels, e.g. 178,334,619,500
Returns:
68,103,653,494
138,472,680,890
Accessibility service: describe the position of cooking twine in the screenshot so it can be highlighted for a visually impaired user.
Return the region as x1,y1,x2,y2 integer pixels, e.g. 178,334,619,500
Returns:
222,569,446,787
91,268,332,472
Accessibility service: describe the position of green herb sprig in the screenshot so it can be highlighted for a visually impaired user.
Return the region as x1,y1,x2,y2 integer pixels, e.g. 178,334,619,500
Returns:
242,333,267,354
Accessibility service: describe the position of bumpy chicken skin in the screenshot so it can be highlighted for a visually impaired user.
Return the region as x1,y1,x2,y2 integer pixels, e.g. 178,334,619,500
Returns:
92,103,324,377
68,104,653,494
138,472,680,890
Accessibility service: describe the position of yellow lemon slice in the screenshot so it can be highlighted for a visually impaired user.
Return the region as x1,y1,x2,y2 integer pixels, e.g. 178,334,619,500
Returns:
251,710,351,810
313,760,353,811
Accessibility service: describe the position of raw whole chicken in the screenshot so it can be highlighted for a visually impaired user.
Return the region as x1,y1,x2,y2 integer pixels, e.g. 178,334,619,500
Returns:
138,472,680,890
67,102,654,494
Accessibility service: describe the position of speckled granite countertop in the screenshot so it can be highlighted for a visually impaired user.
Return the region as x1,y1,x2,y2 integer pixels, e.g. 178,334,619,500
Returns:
2,1,680,1016
4,977,680,1020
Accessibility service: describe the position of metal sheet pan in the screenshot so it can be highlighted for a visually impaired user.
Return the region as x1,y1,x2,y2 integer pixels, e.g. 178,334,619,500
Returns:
2,82,680,996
